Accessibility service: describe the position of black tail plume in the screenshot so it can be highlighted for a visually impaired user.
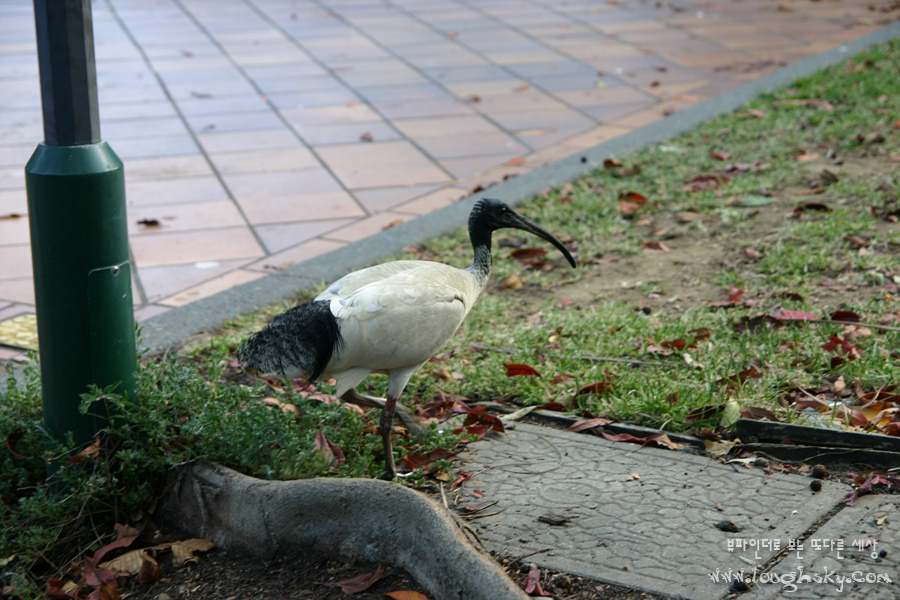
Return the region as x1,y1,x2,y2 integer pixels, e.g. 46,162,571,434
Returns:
238,300,342,382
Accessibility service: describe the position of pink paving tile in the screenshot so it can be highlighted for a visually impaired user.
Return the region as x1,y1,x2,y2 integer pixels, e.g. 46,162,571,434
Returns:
0,189,27,215
254,218,357,253
374,98,476,120
195,128,300,154
124,155,214,181
280,103,384,126
0,143,37,169
0,303,30,323
0,167,25,191
290,121,402,146
137,258,256,302
208,147,320,175
315,141,452,189
558,124,633,150
130,227,264,268
110,135,200,160
473,90,569,113
175,95,271,116
246,238,346,272
323,212,414,243
437,153,524,180
221,168,344,201
443,79,533,98
159,269,267,308
0,279,34,305
133,303,171,322
487,106,594,134
393,115,501,138
128,200,247,236
0,245,32,281
638,80,710,100
395,187,469,216
416,131,527,160
0,346,29,363
185,111,285,135
125,176,231,208
553,85,657,108
0,213,29,244
236,190,364,225
352,184,444,214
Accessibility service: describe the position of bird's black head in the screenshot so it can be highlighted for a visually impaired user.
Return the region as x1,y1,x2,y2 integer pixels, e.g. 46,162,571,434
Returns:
469,198,576,268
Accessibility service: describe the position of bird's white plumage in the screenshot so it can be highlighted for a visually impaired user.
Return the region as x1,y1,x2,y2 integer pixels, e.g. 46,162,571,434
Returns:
315,260,487,398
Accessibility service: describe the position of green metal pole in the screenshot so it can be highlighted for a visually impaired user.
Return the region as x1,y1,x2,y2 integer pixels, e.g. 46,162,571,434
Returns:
26,0,136,449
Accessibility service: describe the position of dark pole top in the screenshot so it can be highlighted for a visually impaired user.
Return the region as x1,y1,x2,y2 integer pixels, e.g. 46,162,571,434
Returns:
33,0,101,146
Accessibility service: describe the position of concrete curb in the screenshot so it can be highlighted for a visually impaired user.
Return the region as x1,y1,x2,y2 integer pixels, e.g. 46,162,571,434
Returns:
137,22,900,355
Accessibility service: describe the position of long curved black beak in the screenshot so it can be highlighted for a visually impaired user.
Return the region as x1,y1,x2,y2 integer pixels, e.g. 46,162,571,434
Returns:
507,212,577,268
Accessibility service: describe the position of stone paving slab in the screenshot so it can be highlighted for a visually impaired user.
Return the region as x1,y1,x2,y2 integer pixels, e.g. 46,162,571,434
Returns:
458,423,850,600
750,496,898,600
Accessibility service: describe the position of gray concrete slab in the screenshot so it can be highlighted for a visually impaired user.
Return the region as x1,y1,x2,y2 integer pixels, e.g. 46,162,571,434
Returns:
458,423,850,600
749,496,899,599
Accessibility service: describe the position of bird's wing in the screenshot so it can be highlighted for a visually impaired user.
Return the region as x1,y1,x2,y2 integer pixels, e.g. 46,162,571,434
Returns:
316,261,426,301
327,264,480,373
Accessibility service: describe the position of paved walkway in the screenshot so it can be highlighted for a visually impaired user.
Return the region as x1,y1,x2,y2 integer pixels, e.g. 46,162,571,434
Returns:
461,423,898,599
0,0,896,361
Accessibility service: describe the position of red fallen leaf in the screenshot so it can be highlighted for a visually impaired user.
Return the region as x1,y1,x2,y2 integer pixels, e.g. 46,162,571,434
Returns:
450,471,474,491
727,285,744,302
859,391,900,404
830,310,860,323
740,406,779,421
567,417,614,432
697,427,721,441
463,411,505,432
710,151,731,161
575,382,611,396
504,364,542,378
455,424,490,441
66,439,101,464
332,565,385,594
550,374,576,384
604,158,624,169
845,473,892,506
619,192,647,203
536,402,568,412
601,431,683,450
524,568,553,597
642,241,670,252
660,339,693,351
683,404,724,424
400,448,459,472
684,174,728,192
821,336,863,359
6,430,26,460
138,557,163,585
770,308,819,321
511,247,547,261
313,430,346,469
471,489,485,498
883,422,900,436
385,592,432,600
46,579,71,600
507,157,524,166
716,367,761,387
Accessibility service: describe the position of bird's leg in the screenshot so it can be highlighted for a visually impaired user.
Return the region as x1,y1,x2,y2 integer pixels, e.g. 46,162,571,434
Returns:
341,389,422,433
379,395,398,480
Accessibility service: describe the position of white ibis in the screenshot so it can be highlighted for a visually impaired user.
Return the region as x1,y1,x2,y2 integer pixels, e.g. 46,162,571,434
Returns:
239,198,576,479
